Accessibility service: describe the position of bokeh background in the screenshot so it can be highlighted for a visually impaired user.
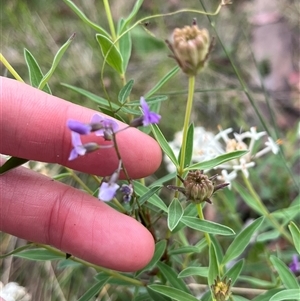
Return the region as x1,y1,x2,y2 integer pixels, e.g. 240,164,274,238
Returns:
1,0,299,300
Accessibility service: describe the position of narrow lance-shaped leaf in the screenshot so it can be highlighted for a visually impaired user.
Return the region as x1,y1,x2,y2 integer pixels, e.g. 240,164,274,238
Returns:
187,150,248,171
119,0,144,33
24,49,51,94
178,123,194,168
208,242,219,286
222,216,264,265
118,19,132,72
151,124,178,168
288,221,300,254
270,255,299,289
96,34,124,74
77,278,110,301
118,79,134,104
168,198,184,231
63,0,110,37
14,249,65,261
38,33,75,90
269,289,300,301
224,259,244,285
148,285,199,301
136,240,167,277
157,262,190,294
181,216,235,236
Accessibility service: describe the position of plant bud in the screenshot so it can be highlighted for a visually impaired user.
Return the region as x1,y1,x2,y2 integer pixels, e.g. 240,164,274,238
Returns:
211,276,232,301
166,22,211,76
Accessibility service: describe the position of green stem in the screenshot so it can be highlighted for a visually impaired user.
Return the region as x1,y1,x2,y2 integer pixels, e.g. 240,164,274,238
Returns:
242,174,293,244
196,204,211,246
178,76,195,176
0,53,24,82
38,244,144,286
103,0,117,41
66,168,94,195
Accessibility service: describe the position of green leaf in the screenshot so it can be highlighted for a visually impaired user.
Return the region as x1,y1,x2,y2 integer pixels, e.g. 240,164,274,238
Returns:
288,221,300,254
234,183,264,214
38,33,75,90
77,278,109,301
136,240,167,277
147,287,172,301
168,198,184,231
238,276,277,289
168,245,202,255
96,34,123,74
61,83,115,109
119,0,144,33
118,79,134,104
187,150,248,171
181,216,235,236
208,243,219,286
151,124,178,168
222,216,264,265
270,255,299,289
269,289,300,301
157,262,190,294
252,289,284,301
224,259,244,285
178,123,194,168
0,157,29,175
14,249,65,261
118,19,132,71
178,267,208,278
63,0,110,36
145,66,180,98
148,284,199,301
133,181,167,212
257,230,280,242
0,243,34,259
24,49,51,94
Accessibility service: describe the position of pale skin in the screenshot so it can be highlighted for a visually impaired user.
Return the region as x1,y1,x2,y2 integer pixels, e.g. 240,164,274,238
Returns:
0,77,162,272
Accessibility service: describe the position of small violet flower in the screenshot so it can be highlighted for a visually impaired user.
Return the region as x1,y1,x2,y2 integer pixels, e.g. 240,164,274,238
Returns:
289,255,300,274
68,132,99,161
130,97,161,127
91,114,119,140
98,182,120,202
67,119,92,135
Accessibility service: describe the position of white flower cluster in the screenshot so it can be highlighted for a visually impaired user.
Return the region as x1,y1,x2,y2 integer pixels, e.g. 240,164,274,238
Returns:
0,282,31,301
165,126,280,188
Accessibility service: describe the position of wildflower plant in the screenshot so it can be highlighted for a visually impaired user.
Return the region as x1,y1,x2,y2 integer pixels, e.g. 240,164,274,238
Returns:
1,1,299,301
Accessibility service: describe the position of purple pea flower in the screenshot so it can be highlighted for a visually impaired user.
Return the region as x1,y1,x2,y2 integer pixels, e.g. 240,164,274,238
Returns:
140,97,161,126
98,182,120,202
289,255,300,273
91,114,119,140
67,120,92,135
130,97,161,127
68,132,99,160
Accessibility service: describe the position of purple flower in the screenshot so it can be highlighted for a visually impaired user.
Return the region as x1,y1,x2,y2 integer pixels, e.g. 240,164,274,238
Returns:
68,132,86,160
289,255,300,273
67,120,92,135
98,182,120,202
91,114,119,139
68,132,99,160
140,97,161,126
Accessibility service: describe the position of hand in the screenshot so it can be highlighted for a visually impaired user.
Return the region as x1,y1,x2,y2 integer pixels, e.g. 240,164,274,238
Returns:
0,77,162,272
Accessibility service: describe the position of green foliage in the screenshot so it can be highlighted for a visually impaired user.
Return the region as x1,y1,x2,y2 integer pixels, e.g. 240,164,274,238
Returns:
2,0,299,300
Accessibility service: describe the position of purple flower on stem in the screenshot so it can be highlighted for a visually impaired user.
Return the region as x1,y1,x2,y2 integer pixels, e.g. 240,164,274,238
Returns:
68,132,99,160
98,182,120,202
289,255,300,273
91,114,119,139
67,120,92,135
140,97,161,126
